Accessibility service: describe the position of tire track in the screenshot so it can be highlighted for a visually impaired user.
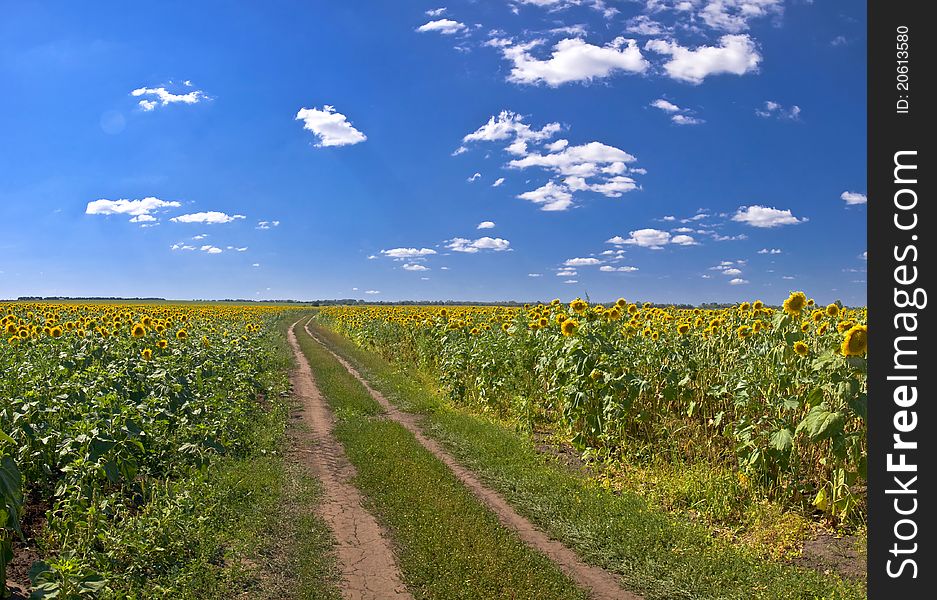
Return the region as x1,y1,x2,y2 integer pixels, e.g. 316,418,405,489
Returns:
287,321,412,600
303,321,641,600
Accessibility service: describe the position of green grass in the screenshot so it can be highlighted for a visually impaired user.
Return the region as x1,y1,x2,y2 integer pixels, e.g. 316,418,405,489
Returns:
309,321,866,600
293,321,589,600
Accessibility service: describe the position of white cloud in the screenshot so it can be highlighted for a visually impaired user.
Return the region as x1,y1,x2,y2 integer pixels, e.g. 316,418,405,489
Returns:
417,18,466,34
517,181,574,211
492,36,648,86
402,263,430,271
365,290,381,294
729,278,749,285
563,279,579,284
556,269,577,277
170,244,196,251
86,197,181,222
564,257,601,266
645,34,761,84
545,139,569,152
446,236,511,253
600,265,639,272
755,100,801,120
732,205,806,228
626,15,669,36
699,0,783,33
131,85,207,111
621,228,672,249
381,247,437,259
672,226,694,233
782,275,795,280
295,105,367,147
200,245,223,254
840,191,867,205
257,220,281,230
605,235,629,245
467,172,482,182
477,221,496,229
226,246,248,252
192,234,207,240
671,234,697,245
252,263,260,267
722,267,743,276
758,248,782,254
492,177,505,187
462,110,561,147
860,251,867,260
171,211,246,224
651,98,682,113
426,7,447,17
528,273,543,277
672,114,704,125
509,141,636,176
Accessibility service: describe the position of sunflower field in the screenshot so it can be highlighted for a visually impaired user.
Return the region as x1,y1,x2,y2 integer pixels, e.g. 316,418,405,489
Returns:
0,302,293,594
315,293,868,526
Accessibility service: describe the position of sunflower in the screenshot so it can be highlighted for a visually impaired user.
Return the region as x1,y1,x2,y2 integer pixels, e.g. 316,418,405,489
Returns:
176,329,188,340
50,326,63,338
616,298,627,308
560,318,578,337
817,323,829,335
570,299,588,314
627,303,638,315
589,368,604,381
837,319,857,333
812,310,825,323
739,302,751,312
737,325,752,339
157,339,168,349
753,300,764,310
651,331,660,341
752,320,764,333
538,317,548,328
141,348,153,360
793,341,809,356
677,323,690,335
202,336,211,347
826,303,840,317
607,308,622,321
470,327,480,335
801,322,811,333
131,323,146,338
782,292,807,316
501,322,511,332
841,324,868,356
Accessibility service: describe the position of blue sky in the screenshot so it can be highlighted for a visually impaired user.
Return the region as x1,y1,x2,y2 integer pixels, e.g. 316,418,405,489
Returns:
0,0,867,304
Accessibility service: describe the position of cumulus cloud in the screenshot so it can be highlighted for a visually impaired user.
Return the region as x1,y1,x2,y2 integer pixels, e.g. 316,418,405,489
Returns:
490,36,648,86
467,172,482,182
517,181,574,211
563,279,579,284
840,191,867,205
365,290,381,294
732,205,806,228
462,111,641,211
425,7,447,17
758,248,782,254
755,100,801,120
170,211,246,224
86,197,181,223
477,221,496,229
564,257,601,266
381,247,437,259
556,269,577,277
729,278,749,285
295,105,367,147
200,245,223,254
257,220,281,230
402,263,430,271
651,98,682,113
645,34,761,84
699,0,783,32
131,85,207,111
492,177,505,187
600,265,639,272
610,228,698,249
446,236,511,253
417,18,466,34
528,273,543,277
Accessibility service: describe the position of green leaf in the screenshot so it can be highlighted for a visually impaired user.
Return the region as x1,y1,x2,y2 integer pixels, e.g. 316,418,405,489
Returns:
798,404,845,442
770,428,794,453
